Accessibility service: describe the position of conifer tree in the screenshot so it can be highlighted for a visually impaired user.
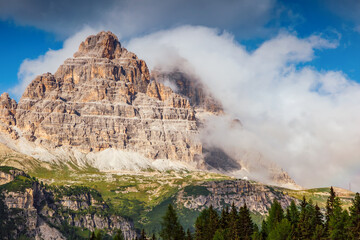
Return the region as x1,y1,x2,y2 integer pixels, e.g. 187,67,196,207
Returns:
238,203,254,240
228,202,240,240
267,218,291,240
266,199,284,233
160,204,185,240
313,204,323,226
349,192,360,239
260,220,268,240
286,200,299,226
195,205,219,240
113,229,125,240
328,196,349,240
326,187,336,224
185,229,192,240
285,200,299,239
297,197,314,239
151,233,156,240
219,205,229,230
139,229,147,240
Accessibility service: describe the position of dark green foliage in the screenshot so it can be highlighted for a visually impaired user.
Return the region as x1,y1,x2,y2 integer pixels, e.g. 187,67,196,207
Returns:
286,200,299,226
160,204,185,240
151,233,157,240
228,202,240,240
0,166,19,174
183,186,211,196
238,203,254,240
113,229,125,240
349,192,360,239
328,198,349,240
194,203,256,240
219,205,229,230
266,199,284,233
139,229,147,240
0,175,34,193
185,229,193,240
267,218,291,240
325,186,336,227
195,205,219,240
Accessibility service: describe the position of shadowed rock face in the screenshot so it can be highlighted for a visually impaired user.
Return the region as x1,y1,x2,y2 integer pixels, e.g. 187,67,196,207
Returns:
152,70,223,114
7,31,202,163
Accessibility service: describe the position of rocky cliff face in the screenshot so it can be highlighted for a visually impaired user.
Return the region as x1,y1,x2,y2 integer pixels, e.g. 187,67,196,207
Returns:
0,167,137,239
0,31,296,187
151,70,223,114
3,31,201,165
176,180,296,215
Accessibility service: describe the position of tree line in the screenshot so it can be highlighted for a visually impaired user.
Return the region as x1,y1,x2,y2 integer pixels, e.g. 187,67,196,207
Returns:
91,187,360,240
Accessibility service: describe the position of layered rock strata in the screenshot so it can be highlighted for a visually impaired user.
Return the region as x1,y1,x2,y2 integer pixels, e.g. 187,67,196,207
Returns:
0,168,137,239
2,31,202,164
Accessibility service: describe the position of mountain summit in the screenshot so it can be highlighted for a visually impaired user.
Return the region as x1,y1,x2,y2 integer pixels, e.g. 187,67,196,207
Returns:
0,31,295,187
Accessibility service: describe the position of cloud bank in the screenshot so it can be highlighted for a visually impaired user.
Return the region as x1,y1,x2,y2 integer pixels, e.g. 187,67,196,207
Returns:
13,25,360,191
127,26,360,191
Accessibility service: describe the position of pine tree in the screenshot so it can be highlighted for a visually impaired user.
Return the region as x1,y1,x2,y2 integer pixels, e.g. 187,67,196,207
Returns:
313,204,323,226
151,233,156,240
195,205,219,240
326,187,337,225
328,196,350,239
238,203,254,240
266,199,284,233
213,229,229,240
260,220,268,240
228,202,240,240
286,200,299,226
219,205,229,230
349,192,360,239
139,229,147,240
267,218,291,240
185,229,192,240
113,229,125,240
297,197,314,239
160,204,185,240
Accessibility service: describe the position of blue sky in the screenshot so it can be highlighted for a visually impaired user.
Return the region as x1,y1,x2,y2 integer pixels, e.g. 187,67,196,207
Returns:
0,0,360,99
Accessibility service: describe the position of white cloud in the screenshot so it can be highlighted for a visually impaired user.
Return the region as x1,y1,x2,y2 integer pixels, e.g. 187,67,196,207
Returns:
127,26,360,191
11,26,98,97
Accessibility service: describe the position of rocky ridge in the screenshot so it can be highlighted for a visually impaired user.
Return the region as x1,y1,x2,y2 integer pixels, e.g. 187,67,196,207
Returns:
176,180,296,215
0,167,137,239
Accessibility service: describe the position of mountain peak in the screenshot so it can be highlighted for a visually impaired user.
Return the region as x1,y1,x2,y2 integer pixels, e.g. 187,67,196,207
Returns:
74,31,123,59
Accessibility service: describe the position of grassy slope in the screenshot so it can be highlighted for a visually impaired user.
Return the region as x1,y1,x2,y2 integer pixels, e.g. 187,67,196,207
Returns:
0,143,356,234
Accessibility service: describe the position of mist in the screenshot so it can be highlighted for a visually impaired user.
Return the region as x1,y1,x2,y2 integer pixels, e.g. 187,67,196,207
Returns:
127,26,360,191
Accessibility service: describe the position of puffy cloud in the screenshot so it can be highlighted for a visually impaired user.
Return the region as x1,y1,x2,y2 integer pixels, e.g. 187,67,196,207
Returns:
127,26,360,191
0,0,276,38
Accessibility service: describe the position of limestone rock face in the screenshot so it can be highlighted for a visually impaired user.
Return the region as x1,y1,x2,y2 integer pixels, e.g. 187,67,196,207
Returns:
176,180,297,215
13,31,201,162
0,168,137,239
152,70,223,114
